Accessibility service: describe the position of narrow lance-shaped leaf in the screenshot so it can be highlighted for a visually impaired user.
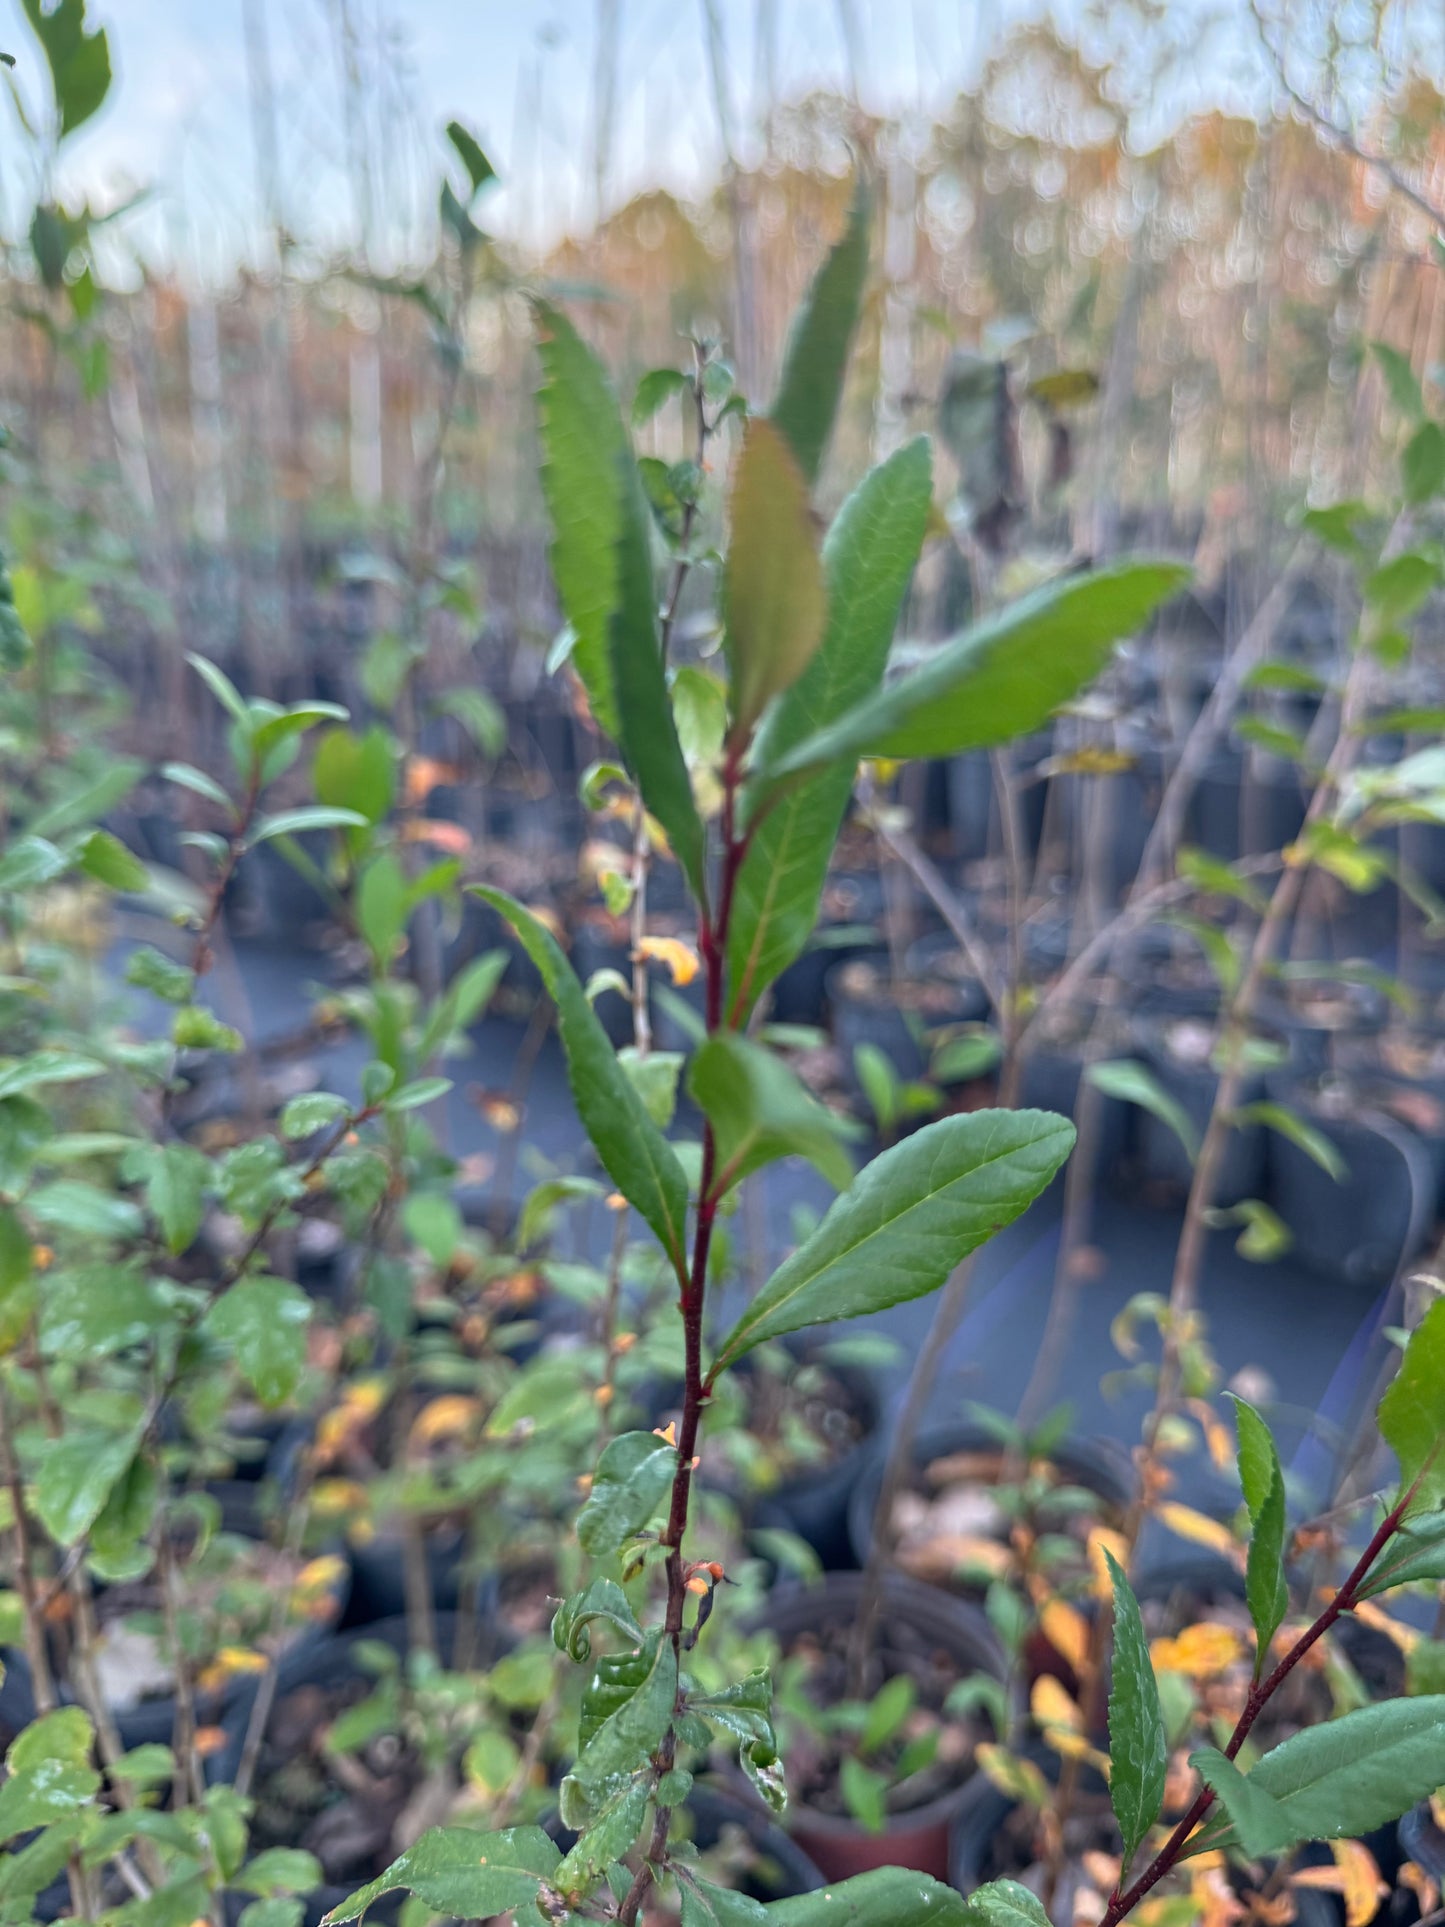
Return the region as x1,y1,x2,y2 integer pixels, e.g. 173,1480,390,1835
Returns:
724,418,827,741
607,451,708,905
1189,1748,1295,1858
1228,1394,1289,1668
727,436,933,1022
762,560,1190,780
534,302,627,736
712,1108,1074,1371
469,888,690,1279
765,1867,982,1927
1378,1292,1445,1514
1105,1549,1167,1870
770,176,872,485
1187,1696,1445,1854
688,1030,854,1195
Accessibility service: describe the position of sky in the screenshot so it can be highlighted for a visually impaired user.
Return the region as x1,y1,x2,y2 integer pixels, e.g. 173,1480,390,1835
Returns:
1,0,1291,283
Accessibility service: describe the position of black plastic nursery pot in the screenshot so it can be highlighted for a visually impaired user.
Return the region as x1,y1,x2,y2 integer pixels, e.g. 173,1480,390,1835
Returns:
1255,979,1389,1082
766,872,887,1028
1264,1075,1434,1291
1015,1034,1132,1190
0,1536,351,1771
827,949,990,1091
762,1572,1008,1884
235,1609,511,1927
1119,925,1221,1021
847,1420,1135,1599
744,1360,884,1573
1131,1013,1268,1207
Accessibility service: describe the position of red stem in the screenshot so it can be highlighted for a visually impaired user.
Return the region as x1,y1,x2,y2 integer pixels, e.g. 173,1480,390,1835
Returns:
1102,1491,1414,1927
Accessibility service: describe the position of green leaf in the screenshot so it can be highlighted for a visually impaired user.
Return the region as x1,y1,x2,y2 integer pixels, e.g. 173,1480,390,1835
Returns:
27,1177,142,1238
321,1825,560,1925
1228,1396,1289,1666
33,1424,142,1546
607,451,708,904
357,853,408,966
1087,1060,1198,1161
1403,420,1445,503
0,834,67,890
535,303,627,736
724,419,828,740
1189,1748,1294,1857
766,1868,976,1927
712,1108,1074,1370
446,118,495,196
860,1674,915,1754
162,759,233,808
313,725,395,827
569,1632,678,1807
234,1848,323,1898
764,560,1189,776
1357,1510,1445,1598
387,1076,452,1111
554,1778,648,1896
77,829,148,893
204,1277,310,1407
29,760,145,842
619,1048,683,1131
20,0,110,137
1194,1696,1445,1851
470,888,690,1277
279,1092,349,1140
250,805,367,845
839,1755,888,1832
1104,1549,1166,1868
1233,1102,1346,1182
143,1142,211,1255
632,367,689,427
187,651,251,728
1378,1293,1445,1511
1372,341,1423,419
125,945,194,1005
688,1031,853,1195
727,437,933,1020
552,1579,644,1661
770,177,871,484
576,1431,676,1556
0,1708,100,1842
0,1050,103,1100
1365,552,1438,627
173,1005,243,1053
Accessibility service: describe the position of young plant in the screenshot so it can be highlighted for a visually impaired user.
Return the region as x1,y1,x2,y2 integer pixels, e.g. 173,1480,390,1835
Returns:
316,180,1185,1927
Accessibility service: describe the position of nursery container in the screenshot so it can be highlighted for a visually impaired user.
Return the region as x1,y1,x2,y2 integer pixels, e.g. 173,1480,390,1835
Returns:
762,1572,1008,1883
848,1419,1135,1588
1131,1012,1268,1206
1265,1076,1435,1290
826,949,988,1091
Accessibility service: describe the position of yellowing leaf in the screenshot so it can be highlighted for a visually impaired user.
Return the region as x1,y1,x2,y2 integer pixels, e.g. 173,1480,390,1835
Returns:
1041,1597,1090,1674
409,1396,484,1449
975,1743,1050,1807
1292,1842,1387,1927
1031,1675,1083,1733
1149,1621,1246,1680
635,936,700,986
1350,1597,1420,1653
1186,1398,1236,1472
403,757,460,804
400,819,472,854
1155,1502,1241,1561
1087,1526,1130,1602
723,417,827,739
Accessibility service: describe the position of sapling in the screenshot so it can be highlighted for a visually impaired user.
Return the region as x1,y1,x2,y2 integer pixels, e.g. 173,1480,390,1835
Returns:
312,181,1189,1927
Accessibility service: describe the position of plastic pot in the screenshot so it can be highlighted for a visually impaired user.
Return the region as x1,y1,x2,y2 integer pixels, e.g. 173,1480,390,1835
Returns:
1256,980,1389,1082
230,1610,505,1919
1015,1042,1132,1187
0,1536,350,1767
1132,1014,1267,1207
847,1420,1135,1589
762,1572,1008,1882
748,1361,884,1572
827,950,989,1091
1265,1075,1433,1289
